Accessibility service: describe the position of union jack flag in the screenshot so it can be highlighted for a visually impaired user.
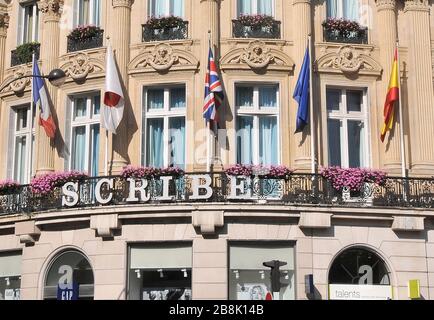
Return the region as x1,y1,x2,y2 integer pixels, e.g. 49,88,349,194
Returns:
203,47,224,122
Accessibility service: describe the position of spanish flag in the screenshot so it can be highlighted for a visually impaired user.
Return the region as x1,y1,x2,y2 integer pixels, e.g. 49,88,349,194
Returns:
380,48,400,142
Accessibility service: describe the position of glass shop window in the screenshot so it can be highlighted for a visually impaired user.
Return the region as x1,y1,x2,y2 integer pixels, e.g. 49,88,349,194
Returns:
0,252,22,300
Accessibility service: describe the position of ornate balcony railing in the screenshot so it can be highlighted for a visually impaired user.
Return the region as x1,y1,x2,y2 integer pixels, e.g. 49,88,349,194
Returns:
11,43,40,67
1,174,434,216
142,21,188,42
232,19,281,39
323,27,368,44
67,31,104,53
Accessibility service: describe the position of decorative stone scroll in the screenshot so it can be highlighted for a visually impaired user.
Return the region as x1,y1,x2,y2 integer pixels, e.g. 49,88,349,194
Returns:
6,66,32,93
60,50,105,82
37,0,64,18
316,45,382,76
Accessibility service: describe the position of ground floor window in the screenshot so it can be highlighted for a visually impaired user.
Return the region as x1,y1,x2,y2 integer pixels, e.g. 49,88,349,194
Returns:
128,243,192,300
0,252,22,300
229,242,295,300
44,250,94,300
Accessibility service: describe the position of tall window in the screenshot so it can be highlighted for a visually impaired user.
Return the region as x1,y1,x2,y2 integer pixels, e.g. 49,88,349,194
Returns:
12,105,35,184
69,93,100,176
326,87,369,168
237,0,274,17
142,85,186,169
75,0,101,27
236,84,279,165
0,252,22,300
148,0,184,17
326,0,360,21
18,1,39,45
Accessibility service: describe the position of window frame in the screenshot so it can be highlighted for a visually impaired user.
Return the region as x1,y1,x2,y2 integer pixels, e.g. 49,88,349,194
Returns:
236,0,275,18
325,86,370,168
68,92,101,176
142,84,187,168
74,0,101,27
12,104,35,184
234,83,280,166
18,1,39,45
148,0,185,18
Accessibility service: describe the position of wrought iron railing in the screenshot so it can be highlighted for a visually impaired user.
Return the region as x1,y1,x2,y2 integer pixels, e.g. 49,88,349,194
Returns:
11,43,40,67
142,21,188,42
1,174,434,216
232,19,281,39
323,27,368,44
67,31,104,53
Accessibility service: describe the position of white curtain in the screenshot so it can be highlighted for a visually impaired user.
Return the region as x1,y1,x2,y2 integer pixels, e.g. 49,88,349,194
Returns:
72,126,86,172
347,120,365,168
327,119,342,166
147,89,164,110
147,119,164,167
170,0,184,17
237,0,253,15
259,117,277,165
257,0,272,15
238,0,273,16
91,125,99,176
170,87,186,109
169,117,185,168
150,0,167,17
236,87,253,107
259,86,277,108
237,116,253,165
343,0,360,21
14,136,27,183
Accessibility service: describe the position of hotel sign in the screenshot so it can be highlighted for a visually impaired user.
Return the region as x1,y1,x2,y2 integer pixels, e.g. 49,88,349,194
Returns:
329,284,393,300
61,175,273,207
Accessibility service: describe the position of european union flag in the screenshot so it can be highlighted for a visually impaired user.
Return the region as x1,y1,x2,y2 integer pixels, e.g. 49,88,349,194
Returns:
293,47,310,133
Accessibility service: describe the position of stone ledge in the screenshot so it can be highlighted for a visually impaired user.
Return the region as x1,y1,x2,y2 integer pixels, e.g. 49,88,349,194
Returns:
392,216,425,231
90,214,121,238
192,211,224,234
14,220,41,244
298,212,332,229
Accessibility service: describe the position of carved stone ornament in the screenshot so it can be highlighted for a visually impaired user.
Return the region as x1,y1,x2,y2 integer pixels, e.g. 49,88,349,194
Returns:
0,13,9,29
316,45,382,76
65,52,94,81
375,0,396,10
37,0,64,17
220,40,294,72
404,0,429,11
128,42,199,74
112,0,134,8
146,43,179,71
10,66,32,93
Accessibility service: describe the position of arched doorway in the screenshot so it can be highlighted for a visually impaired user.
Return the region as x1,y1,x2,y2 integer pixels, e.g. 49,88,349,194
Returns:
43,250,94,300
328,247,393,300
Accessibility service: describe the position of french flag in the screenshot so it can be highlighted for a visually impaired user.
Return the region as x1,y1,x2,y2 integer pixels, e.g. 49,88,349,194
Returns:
32,58,56,138
101,45,124,134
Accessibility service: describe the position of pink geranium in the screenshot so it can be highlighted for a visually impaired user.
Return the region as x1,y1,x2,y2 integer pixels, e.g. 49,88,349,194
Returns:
31,171,88,195
224,164,293,178
121,165,184,179
0,179,20,195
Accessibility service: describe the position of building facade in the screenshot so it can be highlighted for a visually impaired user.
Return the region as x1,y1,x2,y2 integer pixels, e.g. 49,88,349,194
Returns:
0,0,433,300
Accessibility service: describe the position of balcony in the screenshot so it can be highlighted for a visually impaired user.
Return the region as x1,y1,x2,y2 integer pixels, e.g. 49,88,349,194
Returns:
67,29,104,53
11,43,40,67
232,19,281,39
142,21,188,42
323,27,368,45
1,174,433,215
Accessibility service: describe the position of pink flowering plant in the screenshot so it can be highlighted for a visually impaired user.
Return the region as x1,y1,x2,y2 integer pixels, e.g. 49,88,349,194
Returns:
0,180,20,195
145,16,184,29
68,25,104,42
237,14,275,28
320,166,387,192
30,171,88,195
224,164,293,179
121,165,185,179
322,18,366,37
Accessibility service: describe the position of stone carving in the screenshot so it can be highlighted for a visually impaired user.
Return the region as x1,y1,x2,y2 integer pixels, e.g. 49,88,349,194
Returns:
9,66,31,93
146,43,179,71
375,0,396,10
65,52,95,81
0,13,9,29
316,45,382,76
404,0,429,11
37,0,64,17
112,0,134,8
235,40,275,69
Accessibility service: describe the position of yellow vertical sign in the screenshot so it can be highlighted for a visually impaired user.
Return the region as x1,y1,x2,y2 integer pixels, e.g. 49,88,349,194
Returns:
408,280,420,299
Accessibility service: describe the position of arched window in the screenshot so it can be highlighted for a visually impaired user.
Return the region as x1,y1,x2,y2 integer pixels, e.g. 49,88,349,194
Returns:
44,251,94,300
329,247,390,285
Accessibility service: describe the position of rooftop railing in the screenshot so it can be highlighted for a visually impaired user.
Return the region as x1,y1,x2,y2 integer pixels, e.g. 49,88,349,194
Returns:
1,174,434,216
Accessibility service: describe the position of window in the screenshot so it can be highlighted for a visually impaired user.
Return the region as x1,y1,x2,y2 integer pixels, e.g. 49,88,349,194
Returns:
69,93,100,176
235,84,279,165
0,252,22,300
18,1,39,45
74,0,101,27
326,88,369,168
128,244,192,300
12,105,35,184
326,0,360,21
142,85,186,169
148,0,184,17
44,251,94,300
229,243,295,300
237,0,274,16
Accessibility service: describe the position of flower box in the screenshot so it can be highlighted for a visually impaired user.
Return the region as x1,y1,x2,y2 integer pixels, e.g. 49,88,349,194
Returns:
11,42,40,66
142,16,188,42
67,25,104,53
0,180,20,196
31,171,88,195
232,15,281,39
322,18,368,44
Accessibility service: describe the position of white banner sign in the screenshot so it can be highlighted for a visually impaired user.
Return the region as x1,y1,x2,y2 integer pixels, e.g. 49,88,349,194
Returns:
329,284,393,300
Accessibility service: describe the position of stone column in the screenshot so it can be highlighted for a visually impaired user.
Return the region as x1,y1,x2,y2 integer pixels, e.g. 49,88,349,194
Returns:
292,0,312,171
109,0,133,174
35,0,63,175
404,0,434,175
0,10,9,82
375,0,402,174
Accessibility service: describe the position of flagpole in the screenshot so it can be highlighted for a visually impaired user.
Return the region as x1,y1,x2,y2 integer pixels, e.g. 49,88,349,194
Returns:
396,40,406,179
308,34,316,174
104,36,110,176
206,30,212,173
29,54,35,182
